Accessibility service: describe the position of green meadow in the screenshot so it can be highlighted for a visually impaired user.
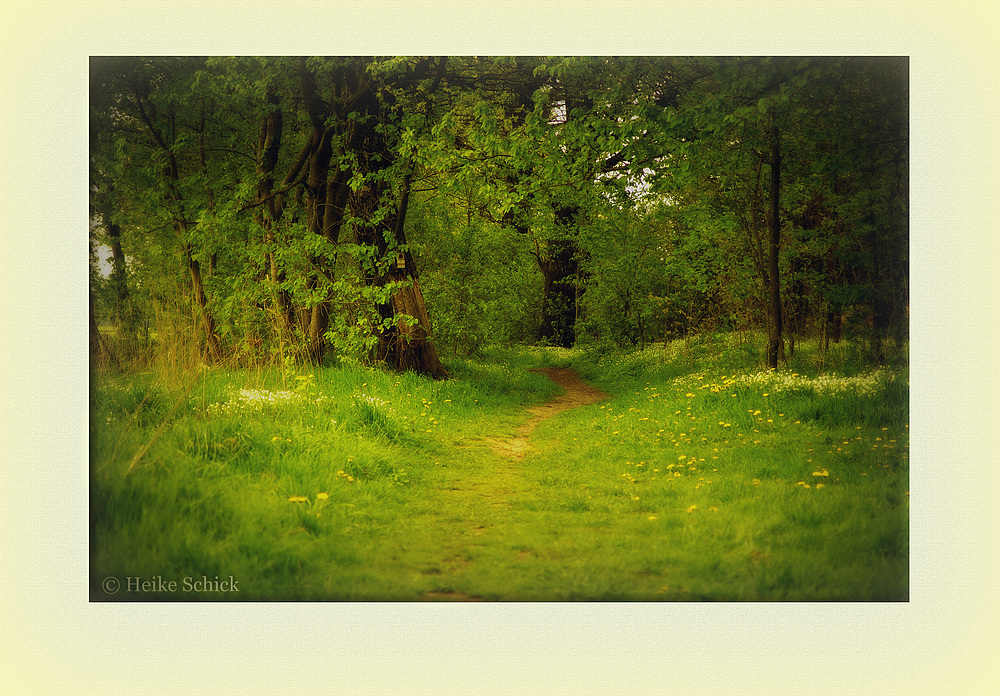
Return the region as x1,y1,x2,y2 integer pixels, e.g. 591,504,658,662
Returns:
90,333,907,601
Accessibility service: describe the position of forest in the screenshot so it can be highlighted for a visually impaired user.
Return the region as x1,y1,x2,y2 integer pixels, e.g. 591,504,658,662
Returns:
89,56,907,373
88,56,908,603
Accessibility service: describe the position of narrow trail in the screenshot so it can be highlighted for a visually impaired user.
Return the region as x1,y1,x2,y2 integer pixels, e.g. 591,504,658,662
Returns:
419,367,609,601
484,367,610,458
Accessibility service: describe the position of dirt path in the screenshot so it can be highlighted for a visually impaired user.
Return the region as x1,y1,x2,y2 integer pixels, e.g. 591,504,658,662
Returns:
482,367,609,458
523,367,610,422
420,367,609,600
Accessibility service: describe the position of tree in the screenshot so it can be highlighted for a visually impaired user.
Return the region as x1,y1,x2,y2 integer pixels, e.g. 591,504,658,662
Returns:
628,56,907,366
90,56,907,374
90,57,226,364
90,56,454,375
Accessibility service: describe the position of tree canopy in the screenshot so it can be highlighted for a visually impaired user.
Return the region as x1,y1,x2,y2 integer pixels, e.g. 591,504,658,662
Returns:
90,56,908,374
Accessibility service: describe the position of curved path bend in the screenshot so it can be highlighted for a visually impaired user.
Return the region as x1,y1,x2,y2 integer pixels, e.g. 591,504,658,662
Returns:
481,367,609,457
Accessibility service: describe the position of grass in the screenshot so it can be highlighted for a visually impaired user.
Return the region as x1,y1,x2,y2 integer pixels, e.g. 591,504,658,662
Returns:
90,332,907,601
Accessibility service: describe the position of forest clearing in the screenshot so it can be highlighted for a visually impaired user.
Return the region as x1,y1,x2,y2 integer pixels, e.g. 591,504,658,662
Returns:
89,56,908,602
91,336,907,601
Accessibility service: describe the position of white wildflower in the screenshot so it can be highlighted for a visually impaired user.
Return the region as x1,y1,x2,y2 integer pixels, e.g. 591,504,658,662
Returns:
206,387,305,415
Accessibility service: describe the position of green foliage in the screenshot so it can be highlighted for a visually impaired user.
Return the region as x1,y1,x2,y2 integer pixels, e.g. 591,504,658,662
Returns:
91,56,907,375
408,186,542,356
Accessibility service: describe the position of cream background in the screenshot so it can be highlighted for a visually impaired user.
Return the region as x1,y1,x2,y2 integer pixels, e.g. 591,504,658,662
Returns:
1,1,998,693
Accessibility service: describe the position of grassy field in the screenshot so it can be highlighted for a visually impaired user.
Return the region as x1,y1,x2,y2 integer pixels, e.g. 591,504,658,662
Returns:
90,334,908,601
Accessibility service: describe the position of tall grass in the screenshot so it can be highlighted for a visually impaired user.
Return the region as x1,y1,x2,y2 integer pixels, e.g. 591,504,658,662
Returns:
91,334,907,601
90,351,561,599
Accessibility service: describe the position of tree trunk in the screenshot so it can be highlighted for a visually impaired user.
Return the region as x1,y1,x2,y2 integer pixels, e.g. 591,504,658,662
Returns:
294,62,341,363
356,174,448,379
133,88,223,365
765,125,783,370
184,243,223,364
537,206,580,348
868,218,889,364
827,306,842,345
383,273,448,378
89,288,118,368
350,82,448,378
97,193,137,343
306,298,328,364
255,88,297,339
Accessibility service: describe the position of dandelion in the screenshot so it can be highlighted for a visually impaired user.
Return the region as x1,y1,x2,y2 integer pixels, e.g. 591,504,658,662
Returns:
686,504,697,513
288,496,308,503
317,492,329,500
